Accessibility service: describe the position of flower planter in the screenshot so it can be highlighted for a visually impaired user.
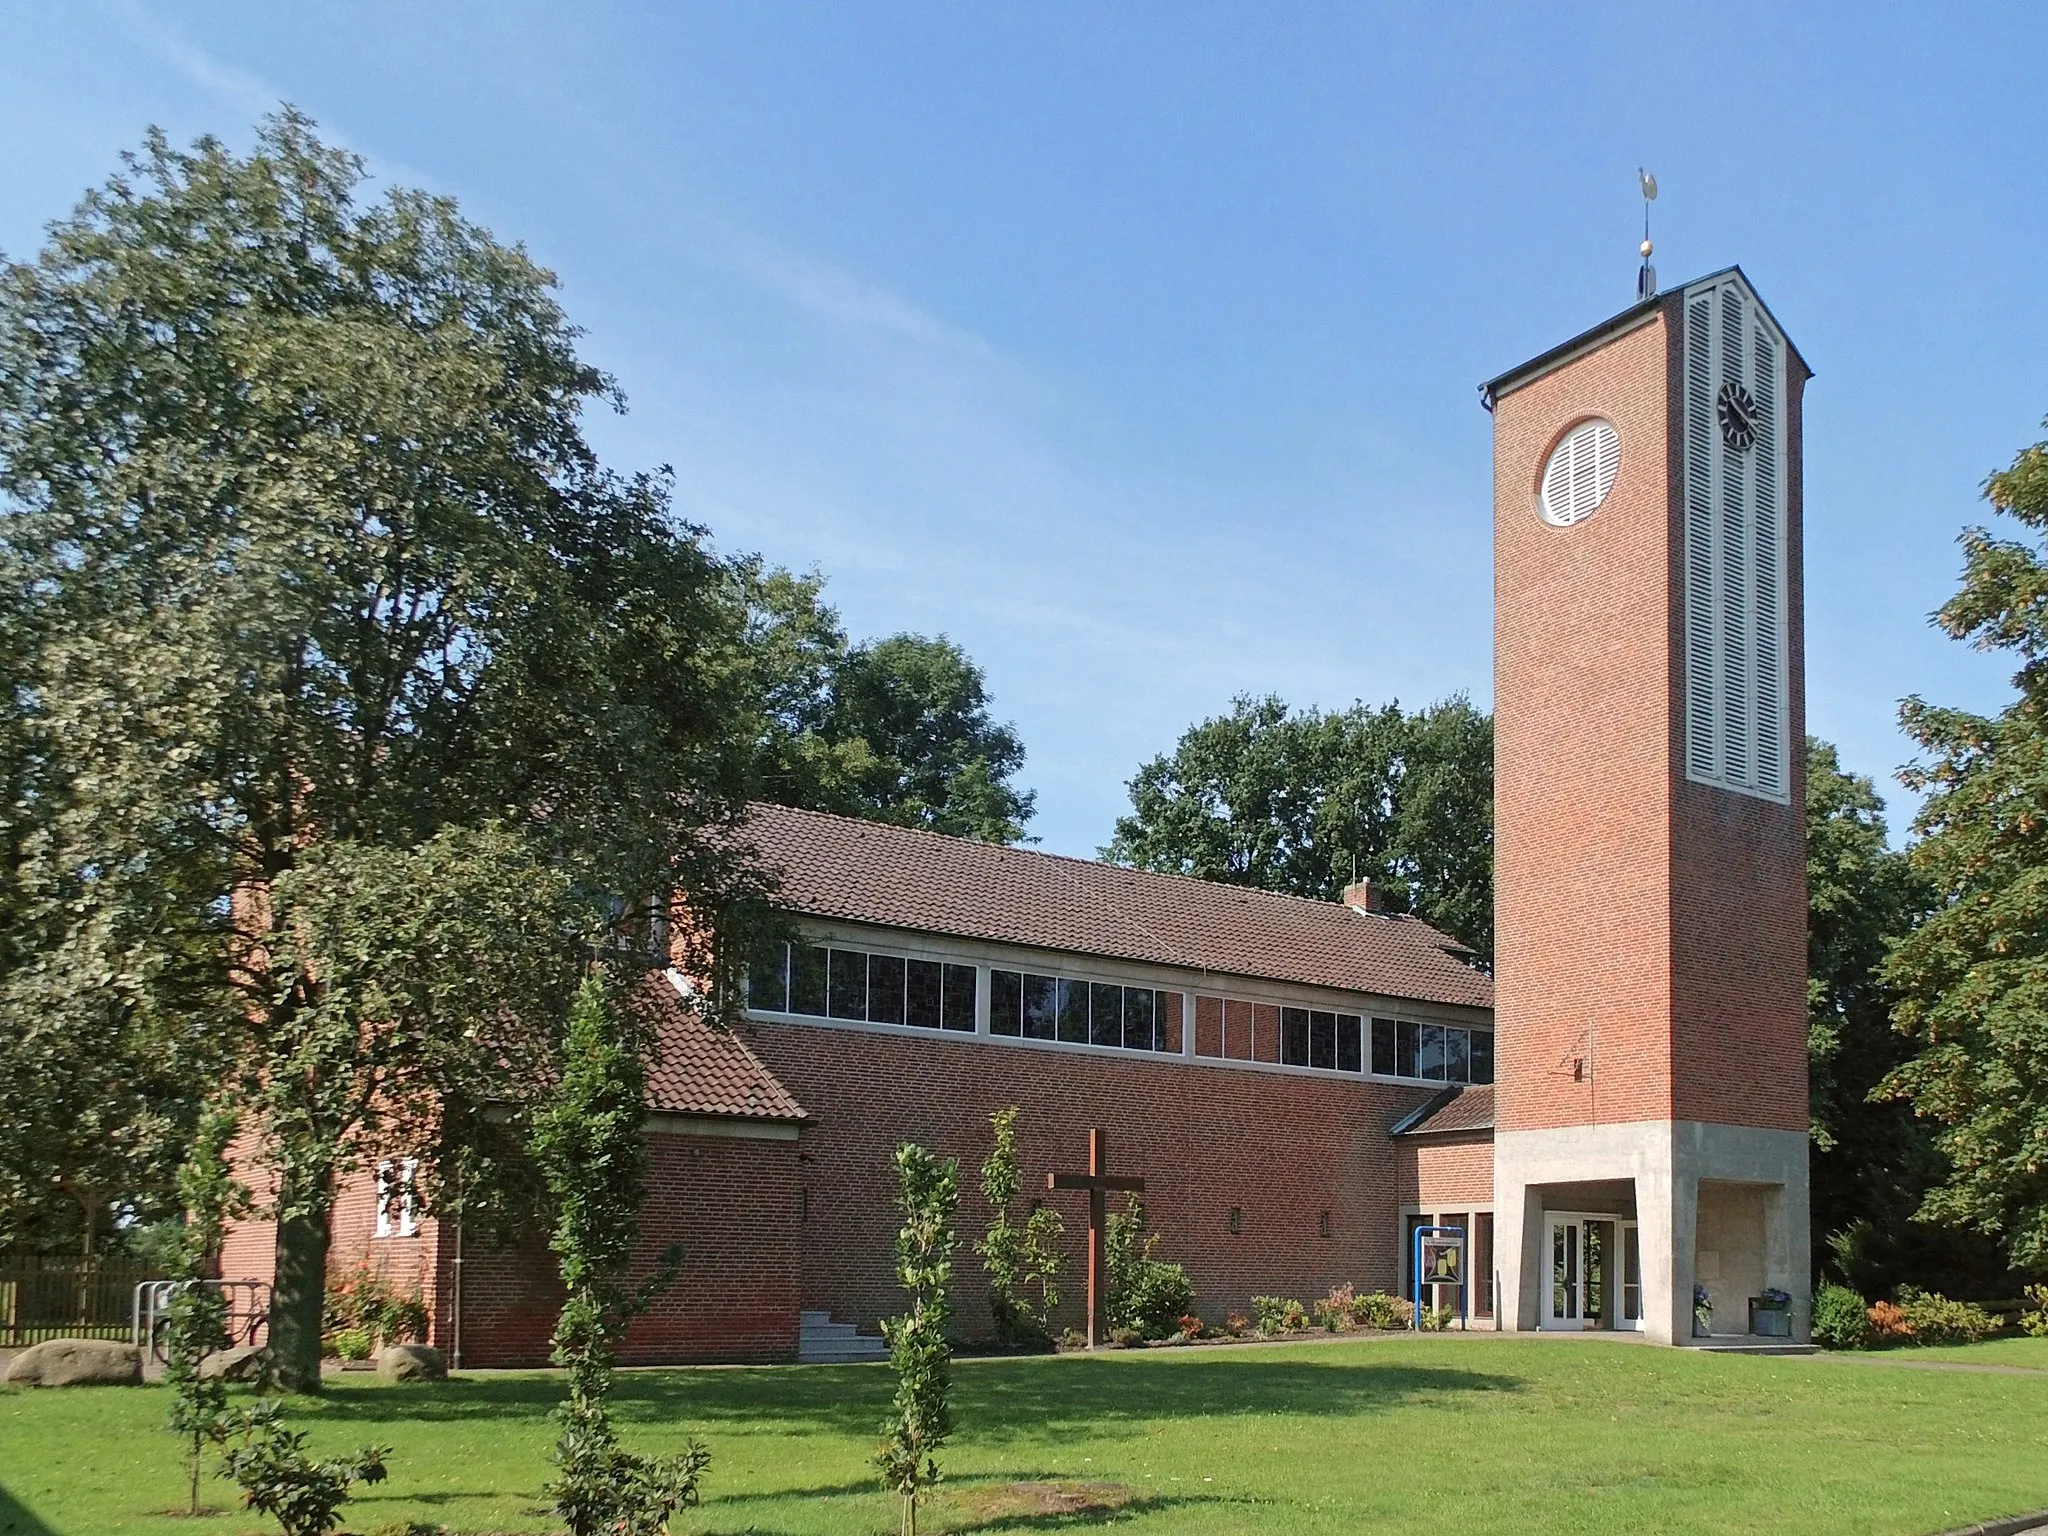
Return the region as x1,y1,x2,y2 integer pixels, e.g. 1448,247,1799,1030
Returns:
1748,1300,1792,1338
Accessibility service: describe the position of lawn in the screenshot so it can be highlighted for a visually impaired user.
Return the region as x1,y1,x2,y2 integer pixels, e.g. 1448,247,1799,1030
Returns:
4,1337,2046,1536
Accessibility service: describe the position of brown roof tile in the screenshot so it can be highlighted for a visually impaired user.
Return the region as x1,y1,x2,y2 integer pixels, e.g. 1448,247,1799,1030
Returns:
627,973,808,1123
1390,1084,1495,1137
741,802,1494,1012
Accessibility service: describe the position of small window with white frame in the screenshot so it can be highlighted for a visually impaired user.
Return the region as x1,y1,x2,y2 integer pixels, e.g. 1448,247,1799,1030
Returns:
375,1158,418,1239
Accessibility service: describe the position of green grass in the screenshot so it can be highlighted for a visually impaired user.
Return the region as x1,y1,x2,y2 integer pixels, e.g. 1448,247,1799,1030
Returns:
1843,1335,2048,1368
4,1337,2047,1535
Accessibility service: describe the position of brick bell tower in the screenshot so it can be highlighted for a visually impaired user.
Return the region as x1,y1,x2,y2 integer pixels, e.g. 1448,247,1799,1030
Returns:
1485,268,1812,1344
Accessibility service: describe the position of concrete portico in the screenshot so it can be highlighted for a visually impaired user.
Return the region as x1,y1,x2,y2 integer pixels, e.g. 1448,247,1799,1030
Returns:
1495,1122,1809,1345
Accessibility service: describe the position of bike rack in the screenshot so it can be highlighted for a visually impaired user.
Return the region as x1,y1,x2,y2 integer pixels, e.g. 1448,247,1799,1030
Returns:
132,1278,272,1359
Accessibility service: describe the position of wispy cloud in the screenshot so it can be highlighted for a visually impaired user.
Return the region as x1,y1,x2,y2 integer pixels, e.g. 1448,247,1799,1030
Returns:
111,1,440,191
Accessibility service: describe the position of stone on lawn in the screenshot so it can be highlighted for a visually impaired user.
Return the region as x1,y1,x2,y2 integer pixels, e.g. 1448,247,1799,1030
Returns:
5,1338,143,1387
376,1343,446,1382
198,1344,273,1384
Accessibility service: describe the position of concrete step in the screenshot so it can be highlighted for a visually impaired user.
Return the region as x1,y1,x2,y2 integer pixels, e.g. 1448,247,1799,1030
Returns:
798,1311,887,1363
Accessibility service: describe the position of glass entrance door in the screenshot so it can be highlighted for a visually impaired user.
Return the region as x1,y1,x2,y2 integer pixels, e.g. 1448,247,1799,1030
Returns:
1545,1217,1582,1329
1620,1221,1643,1330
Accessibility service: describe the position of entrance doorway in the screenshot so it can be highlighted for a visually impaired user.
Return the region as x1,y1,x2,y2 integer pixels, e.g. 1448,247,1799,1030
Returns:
1543,1213,1642,1331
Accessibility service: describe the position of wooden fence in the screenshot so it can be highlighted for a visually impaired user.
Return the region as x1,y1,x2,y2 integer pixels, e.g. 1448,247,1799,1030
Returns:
0,1255,163,1347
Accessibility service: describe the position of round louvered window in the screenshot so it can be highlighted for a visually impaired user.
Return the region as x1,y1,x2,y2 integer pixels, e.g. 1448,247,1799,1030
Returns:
1537,418,1621,527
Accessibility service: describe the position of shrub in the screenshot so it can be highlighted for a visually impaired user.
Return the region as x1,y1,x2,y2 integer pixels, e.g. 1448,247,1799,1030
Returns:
1251,1296,1308,1336
1103,1199,1196,1340
1313,1284,1358,1332
1056,1327,1088,1352
1866,1300,1914,1344
1421,1305,1458,1332
1175,1314,1204,1340
1811,1283,1871,1349
329,1327,373,1362
1895,1286,2000,1346
1108,1326,1144,1348
2021,1285,2048,1339
217,1400,388,1536
1223,1312,1250,1338
976,1107,1065,1347
875,1144,959,1536
1351,1291,1412,1331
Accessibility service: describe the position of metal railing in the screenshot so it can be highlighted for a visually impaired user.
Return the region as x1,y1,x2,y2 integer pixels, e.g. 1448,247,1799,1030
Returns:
1,1255,165,1347
132,1278,271,1362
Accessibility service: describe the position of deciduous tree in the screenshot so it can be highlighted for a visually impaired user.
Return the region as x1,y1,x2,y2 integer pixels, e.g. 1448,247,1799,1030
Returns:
1104,694,1492,961
1883,419,2048,1275
0,113,765,1384
742,565,1033,843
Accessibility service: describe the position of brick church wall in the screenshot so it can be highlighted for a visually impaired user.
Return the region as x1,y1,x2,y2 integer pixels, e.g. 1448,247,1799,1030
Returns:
744,1020,1441,1335
1493,309,1679,1132
1395,1133,1494,1210
451,1130,801,1367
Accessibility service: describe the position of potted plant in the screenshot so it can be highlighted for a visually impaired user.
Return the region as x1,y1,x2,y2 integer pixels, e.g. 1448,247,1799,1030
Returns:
1749,1287,1793,1338
1693,1283,1713,1338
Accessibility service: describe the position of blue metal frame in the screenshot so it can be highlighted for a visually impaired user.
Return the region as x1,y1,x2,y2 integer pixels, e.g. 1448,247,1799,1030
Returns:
1411,1224,1468,1331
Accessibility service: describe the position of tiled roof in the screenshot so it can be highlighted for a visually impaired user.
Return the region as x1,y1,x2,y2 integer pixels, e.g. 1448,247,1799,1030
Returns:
1390,1084,1496,1137
740,802,1494,1012
626,972,808,1123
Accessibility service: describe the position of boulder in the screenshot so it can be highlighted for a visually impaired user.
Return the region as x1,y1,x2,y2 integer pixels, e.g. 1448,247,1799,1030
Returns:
375,1343,446,1382
5,1338,143,1387
198,1344,273,1384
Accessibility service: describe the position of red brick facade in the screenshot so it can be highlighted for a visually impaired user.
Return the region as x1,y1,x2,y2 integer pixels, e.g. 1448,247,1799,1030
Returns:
1493,291,1808,1138
743,1020,1443,1338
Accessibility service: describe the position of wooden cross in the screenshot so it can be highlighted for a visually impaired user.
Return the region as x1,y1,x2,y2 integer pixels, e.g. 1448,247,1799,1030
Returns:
1047,1127,1145,1349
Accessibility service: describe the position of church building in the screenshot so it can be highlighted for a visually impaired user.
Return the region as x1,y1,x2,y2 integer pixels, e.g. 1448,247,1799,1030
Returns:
221,267,1812,1359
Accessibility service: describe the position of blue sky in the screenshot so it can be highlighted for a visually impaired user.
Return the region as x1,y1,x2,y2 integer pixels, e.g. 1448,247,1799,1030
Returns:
4,3,2043,856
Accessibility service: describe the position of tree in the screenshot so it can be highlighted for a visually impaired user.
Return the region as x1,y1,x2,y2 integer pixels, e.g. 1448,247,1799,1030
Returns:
1802,739,2006,1295
738,567,1032,842
1883,419,2048,1276
0,114,767,1384
876,1143,958,1536
533,977,708,1536
164,1104,249,1516
974,1106,1063,1346
1104,694,1493,961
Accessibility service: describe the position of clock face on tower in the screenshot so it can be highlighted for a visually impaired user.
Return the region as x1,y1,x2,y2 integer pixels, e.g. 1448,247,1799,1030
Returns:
1716,381,1758,452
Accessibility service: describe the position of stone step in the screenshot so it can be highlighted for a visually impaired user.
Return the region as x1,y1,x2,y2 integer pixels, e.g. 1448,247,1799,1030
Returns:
798,1310,887,1363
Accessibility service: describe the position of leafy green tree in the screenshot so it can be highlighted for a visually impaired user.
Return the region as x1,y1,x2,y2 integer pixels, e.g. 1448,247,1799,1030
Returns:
165,1105,249,1515
0,115,767,1383
876,1143,958,1536
533,977,708,1536
1803,740,2006,1295
1104,694,1493,961
974,1106,1064,1345
741,567,1034,843
1883,420,2048,1275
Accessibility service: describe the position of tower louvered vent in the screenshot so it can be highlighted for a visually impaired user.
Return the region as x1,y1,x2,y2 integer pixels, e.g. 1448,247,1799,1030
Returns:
1539,418,1621,526
1682,277,1790,802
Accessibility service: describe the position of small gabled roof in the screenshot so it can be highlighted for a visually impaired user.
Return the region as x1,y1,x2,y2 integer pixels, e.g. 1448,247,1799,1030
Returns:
1480,266,1811,407
741,802,1493,1013
626,972,808,1123
1390,1084,1495,1137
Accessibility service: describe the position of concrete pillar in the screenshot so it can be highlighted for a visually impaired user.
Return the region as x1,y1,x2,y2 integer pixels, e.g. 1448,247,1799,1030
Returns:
1494,1178,1535,1331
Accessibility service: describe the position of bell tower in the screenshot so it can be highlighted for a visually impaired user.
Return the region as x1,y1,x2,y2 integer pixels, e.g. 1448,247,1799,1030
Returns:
1486,269,1812,1343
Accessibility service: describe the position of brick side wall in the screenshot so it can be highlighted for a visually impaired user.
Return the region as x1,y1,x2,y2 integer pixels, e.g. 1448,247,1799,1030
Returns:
1395,1134,1496,1209
1494,310,1678,1131
1666,358,1810,1133
451,1131,801,1368
1493,297,1809,1139
744,1019,1441,1335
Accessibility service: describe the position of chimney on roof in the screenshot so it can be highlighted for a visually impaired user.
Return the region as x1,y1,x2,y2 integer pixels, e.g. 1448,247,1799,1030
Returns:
1341,879,1386,914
